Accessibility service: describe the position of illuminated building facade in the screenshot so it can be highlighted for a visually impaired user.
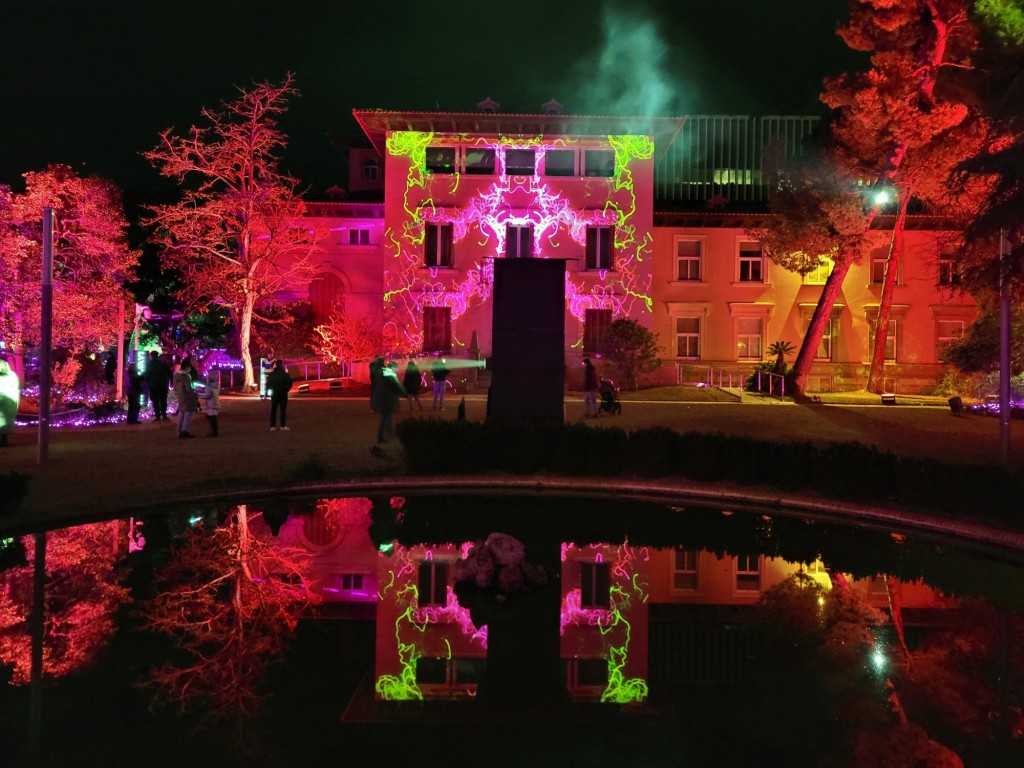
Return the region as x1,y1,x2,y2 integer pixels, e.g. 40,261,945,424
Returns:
293,109,974,394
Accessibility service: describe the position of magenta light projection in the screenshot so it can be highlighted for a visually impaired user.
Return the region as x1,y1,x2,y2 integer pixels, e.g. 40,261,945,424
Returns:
560,543,650,704
375,543,486,701
383,131,655,351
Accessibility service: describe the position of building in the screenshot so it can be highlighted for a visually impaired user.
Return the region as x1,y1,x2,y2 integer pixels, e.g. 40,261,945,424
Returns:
293,108,973,394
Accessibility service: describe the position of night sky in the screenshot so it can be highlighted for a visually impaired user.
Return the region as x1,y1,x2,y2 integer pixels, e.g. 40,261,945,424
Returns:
1,0,865,201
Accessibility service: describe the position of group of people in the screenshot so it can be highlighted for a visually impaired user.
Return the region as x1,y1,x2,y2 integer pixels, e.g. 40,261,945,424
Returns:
124,351,221,439
369,355,450,443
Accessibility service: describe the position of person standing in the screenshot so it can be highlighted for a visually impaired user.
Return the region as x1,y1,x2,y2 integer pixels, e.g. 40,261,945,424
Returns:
431,356,449,411
376,361,405,443
583,357,599,418
268,359,293,431
403,358,424,412
126,363,144,424
145,350,172,422
0,358,20,447
260,350,275,399
173,360,199,438
198,368,221,437
368,355,385,414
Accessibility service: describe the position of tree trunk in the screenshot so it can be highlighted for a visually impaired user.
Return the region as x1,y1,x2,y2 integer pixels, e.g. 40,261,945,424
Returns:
239,293,256,391
790,253,853,396
867,192,910,393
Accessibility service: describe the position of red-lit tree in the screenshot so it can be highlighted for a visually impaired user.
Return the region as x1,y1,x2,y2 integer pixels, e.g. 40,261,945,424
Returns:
140,505,318,743
1,166,137,379
145,74,321,392
310,309,390,366
823,0,987,393
0,523,130,683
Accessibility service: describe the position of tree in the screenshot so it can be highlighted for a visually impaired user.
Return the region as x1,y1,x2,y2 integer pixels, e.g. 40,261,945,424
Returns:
145,75,320,392
767,340,797,375
1,166,137,379
749,148,871,395
310,309,389,367
600,318,661,390
0,523,129,683
940,306,1024,373
823,0,988,393
140,505,318,744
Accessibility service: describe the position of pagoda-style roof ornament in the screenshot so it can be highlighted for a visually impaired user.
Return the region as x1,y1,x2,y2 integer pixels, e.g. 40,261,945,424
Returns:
477,96,500,113
541,98,563,115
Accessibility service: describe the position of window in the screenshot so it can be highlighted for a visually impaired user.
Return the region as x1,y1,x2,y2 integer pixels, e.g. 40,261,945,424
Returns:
422,306,451,353
671,548,699,591
735,317,763,360
675,239,702,281
580,562,610,610
584,149,615,177
544,148,576,176
425,146,456,174
348,228,371,246
735,554,761,593
870,249,889,285
738,241,764,282
565,657,608,689
938,257,962,286
803,257,833,285
464,148,496,175
361,158,379,181
585,226,614,270
340,573,365,591
425,223,453,268
675,317,700,358
815,317,835,361
584,308,612,354
504,148,536,176
417,560,450,607
506,224,533,258
879,318,897,361
308,272,345,323
937,319,964,353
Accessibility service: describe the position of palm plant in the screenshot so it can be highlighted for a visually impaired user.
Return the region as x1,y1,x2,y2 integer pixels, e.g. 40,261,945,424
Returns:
768,340,796,374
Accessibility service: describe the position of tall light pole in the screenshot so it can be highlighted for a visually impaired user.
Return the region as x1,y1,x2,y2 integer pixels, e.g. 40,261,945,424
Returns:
999,229,1011,467
38,207,54,465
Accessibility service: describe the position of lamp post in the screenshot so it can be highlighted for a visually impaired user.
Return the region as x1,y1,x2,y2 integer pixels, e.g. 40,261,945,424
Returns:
999,229,1011,467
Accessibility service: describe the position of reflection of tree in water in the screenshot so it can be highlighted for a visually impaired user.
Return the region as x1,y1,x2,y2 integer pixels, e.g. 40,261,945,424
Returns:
140,504,318,743
0,523,129,683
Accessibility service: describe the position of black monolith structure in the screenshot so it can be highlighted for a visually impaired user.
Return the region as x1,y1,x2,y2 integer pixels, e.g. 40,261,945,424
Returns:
488,258,566,423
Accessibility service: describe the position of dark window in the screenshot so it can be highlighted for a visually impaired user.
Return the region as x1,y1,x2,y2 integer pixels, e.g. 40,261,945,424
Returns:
739,242,764,282
464,148,496,175
506,224,533,258
938,258,962,286
417,561,449,607
426,146,456,174
425,223,453,268
580,562,610,609
585,226,614,270
584,308,612,354
361,158,379,181
576,658,609,687
505,148,536,176
422,307,452,354
584,149,615,177
416,657,447,684
349,228,370,245
544,149,576,176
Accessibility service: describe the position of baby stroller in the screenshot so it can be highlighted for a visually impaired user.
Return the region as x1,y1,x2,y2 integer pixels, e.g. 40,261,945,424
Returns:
598,378,622,416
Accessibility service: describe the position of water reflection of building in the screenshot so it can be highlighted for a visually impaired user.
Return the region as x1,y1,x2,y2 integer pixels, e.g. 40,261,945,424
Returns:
254,498,954,704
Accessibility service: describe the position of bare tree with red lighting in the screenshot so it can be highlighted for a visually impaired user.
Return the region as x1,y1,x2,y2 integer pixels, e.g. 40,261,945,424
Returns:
1,166,137,379
145,75,320,391
0,523,130,683
140,505,318,745
310,309,390,366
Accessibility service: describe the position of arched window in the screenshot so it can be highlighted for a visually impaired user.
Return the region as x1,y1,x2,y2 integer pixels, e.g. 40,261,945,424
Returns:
309,272,345,322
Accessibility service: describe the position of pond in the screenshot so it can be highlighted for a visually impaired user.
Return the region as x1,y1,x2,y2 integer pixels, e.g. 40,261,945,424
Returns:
1,492,1023,767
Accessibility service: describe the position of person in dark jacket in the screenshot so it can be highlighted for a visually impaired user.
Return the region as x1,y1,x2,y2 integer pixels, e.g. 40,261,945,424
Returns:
145,350,173,422
267,360,293,431
376,361,405,443
403,358,423,412
368,355,385,414
126,363,144,424
431,356,449,410
583,357,599,418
